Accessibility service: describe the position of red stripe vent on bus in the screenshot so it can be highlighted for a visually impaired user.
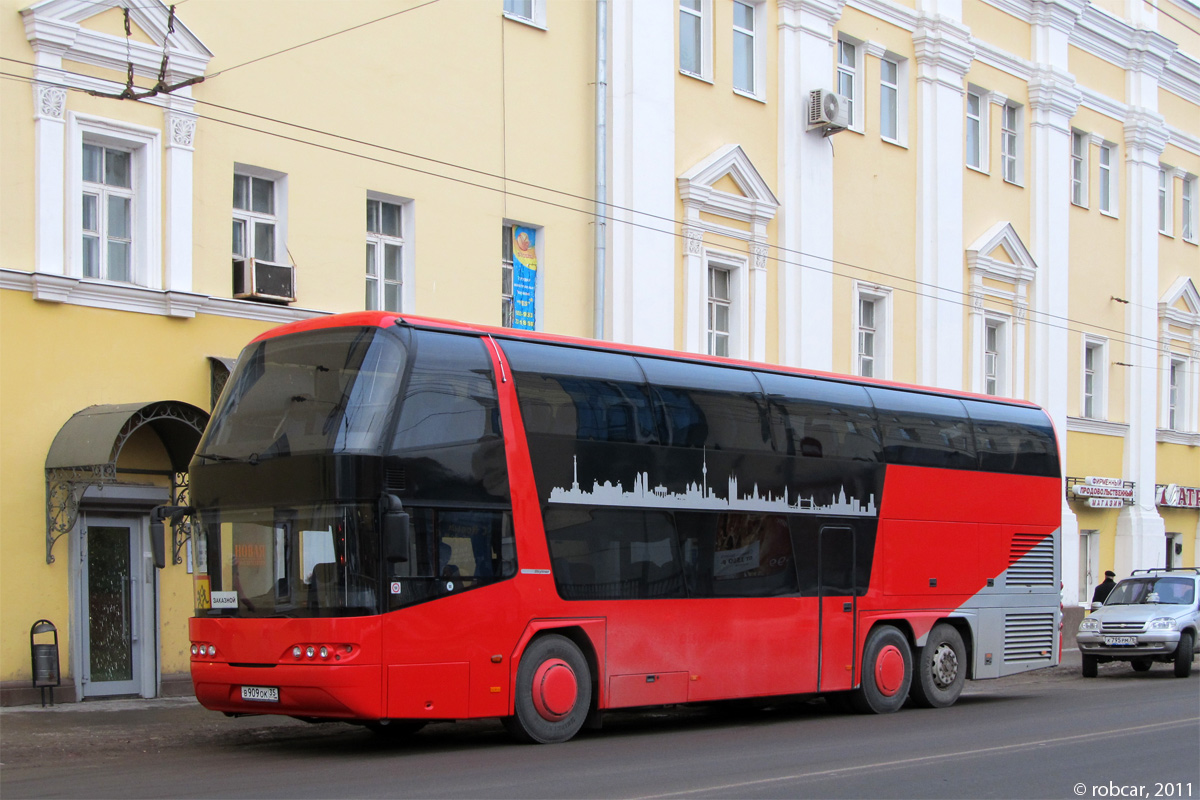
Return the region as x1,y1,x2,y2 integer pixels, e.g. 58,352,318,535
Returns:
1007,533,1055,586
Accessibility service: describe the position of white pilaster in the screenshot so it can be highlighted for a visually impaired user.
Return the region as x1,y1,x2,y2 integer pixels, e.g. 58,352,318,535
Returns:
32,79,67,277
913,13,973,391
164,104,197,293
610,0,676,349
776,0,845,371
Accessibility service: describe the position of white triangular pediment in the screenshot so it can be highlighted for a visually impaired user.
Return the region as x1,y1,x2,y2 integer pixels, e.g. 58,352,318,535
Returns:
23,0,212,80
966,221,1037,284
1159,277,1200,328
678,144,779,224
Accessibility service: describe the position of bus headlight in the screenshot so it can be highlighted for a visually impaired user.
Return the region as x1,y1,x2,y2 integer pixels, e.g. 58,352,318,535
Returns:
293,646,302,659
306,646,315,658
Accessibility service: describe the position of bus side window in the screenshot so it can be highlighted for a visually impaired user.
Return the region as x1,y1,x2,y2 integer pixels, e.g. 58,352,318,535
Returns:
544,508,685,600
392,332,501,451
867,387,976,470
676,512,798,598
637,358,771,453
962,399,1059,478
756,372,881,462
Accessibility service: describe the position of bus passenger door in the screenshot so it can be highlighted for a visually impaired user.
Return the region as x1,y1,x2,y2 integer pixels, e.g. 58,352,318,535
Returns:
818,526,856,693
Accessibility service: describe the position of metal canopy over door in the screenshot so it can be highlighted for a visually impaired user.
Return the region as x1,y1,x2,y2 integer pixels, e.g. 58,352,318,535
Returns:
81,515,144,697
817,525,857,692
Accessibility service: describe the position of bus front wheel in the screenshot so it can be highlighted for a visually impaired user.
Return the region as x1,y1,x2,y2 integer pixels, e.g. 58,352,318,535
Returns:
909,623,967,708
851,625,912,714
504,634,592,744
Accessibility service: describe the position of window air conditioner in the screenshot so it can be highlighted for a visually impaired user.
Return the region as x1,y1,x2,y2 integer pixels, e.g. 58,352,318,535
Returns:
232,258,295,303
808,89,850,133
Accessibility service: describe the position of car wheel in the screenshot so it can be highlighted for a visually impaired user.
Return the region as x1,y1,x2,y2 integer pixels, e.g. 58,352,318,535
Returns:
1173,632,1194,678
909,623,967,709
504,633,592,743
850,625,911,714
1131,658,1152,672
1082,653,1098,678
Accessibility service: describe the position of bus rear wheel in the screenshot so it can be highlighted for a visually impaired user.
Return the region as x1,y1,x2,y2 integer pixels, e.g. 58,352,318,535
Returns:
909,623,966,708
504,633,592,744
851,625,912,714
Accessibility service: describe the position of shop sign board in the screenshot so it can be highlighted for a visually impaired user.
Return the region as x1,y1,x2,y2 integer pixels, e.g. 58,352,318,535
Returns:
1156,484,1200,508
1087,498,1124,509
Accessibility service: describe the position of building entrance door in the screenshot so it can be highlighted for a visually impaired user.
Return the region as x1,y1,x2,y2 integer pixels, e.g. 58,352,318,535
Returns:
80,516,143,697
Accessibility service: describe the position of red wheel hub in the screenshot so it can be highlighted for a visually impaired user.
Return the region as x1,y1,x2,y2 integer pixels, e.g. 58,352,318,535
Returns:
531,658,578,722
874,645,905,697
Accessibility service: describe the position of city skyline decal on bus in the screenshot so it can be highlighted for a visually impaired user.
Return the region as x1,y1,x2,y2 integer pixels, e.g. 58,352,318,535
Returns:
548,454,878,517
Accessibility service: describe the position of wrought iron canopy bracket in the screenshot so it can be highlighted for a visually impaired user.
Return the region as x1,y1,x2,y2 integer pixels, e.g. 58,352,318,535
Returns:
45,465,115,564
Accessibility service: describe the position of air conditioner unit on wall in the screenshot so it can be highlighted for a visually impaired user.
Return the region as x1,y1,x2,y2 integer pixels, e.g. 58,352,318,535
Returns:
233,258,295,303
808,89,850,134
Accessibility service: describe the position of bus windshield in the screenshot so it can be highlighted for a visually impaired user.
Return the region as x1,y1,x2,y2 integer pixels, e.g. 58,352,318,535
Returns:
194,503,381,617
198,327,407,461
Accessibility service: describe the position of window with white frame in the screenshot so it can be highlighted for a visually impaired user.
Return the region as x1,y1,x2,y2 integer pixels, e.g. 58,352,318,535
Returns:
1083,338,1106,419
984,317,1007,396
837,38,861,129
679,0,711,80
502,224,516,328
1169,356,1187,431
965,89,985,171
81,142,133,283
854,285,890,379
1183,175,1197,243
707,266,732,357
69,116,161,288
1158,167,1172,235
1098,142,1116,215
233,171,280,263
1001,103,1021,185
366,197,406,312
1070,130,1087,207
732,1,761,97
503,0,544,27
880,57,898,143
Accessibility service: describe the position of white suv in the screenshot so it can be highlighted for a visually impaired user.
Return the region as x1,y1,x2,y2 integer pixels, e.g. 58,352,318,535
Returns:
1076,568,1199,678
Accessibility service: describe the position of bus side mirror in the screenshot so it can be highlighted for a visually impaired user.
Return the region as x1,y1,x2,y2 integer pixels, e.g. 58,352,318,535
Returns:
150,518,166,570
382,494,410,563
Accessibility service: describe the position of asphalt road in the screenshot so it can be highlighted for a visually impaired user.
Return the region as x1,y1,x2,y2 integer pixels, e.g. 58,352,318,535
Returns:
2,652,1197,800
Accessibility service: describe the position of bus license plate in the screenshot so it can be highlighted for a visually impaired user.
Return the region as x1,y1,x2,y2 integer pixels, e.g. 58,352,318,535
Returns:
241,686,279,702
1103,636,1137,646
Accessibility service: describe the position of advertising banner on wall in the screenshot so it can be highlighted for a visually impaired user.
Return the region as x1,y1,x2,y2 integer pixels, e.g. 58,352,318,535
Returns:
511,227,537,331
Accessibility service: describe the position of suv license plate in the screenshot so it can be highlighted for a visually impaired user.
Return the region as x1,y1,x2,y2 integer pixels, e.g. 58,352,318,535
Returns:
1103,636,1137,646
241,686,279,702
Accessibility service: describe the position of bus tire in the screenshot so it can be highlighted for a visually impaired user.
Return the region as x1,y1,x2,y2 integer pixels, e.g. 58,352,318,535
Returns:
851,625,912,714
504,634,592,744
909,623,967,708
1173,632,1194,678
1081,654,1098,678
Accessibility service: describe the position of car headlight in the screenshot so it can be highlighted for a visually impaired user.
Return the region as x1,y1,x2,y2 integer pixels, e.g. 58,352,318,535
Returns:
1079,618,1100,632
1148,617,1177,631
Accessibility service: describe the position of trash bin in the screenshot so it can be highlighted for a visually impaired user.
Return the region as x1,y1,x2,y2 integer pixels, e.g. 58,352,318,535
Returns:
30,619,60,707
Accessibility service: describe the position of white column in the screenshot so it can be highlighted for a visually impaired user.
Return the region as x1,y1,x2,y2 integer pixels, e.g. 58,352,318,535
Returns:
32,80,67,277
164,105,197,293
913,14,973,391
1029,0,1085,603
610,0,676,349
750,240,768,361
776,0,845,371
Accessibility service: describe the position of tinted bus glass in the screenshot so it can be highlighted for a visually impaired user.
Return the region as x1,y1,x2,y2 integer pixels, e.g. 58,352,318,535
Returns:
636,358,771,452
392,331,502,450
867,387,976,469
504,341,657,444
756,372,881,461
545,508,684,599
676,512,799,597
962,399,1059,477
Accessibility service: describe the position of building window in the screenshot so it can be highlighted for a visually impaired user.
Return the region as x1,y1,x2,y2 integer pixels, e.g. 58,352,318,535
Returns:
1083,339,1106,419
503,0,544,27
1071,130,1087,207
1158,167,1172,235
1169,357,1187,431
879,58,898,142
502,225,516,328
707,266,731,357
732,1,759,96
1099,143,1116,216
984,318,1007,396
854,284,890,379
858,297,877,378
1001,103,1020,185
81,143,133,283
1183,175,1197,243
679,0,711,80
501,223,539,330
233,172,278,262
837,38,860,129
366,198,404,312
965,89,986,171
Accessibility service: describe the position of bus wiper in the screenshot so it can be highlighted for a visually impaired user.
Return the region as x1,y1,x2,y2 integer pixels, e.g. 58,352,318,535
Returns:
195,453,239,463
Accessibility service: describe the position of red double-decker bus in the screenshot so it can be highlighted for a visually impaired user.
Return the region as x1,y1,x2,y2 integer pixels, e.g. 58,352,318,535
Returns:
186,311,1061,743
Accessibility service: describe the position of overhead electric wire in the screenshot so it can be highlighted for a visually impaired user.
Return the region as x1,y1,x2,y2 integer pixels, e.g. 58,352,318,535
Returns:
0,65,1192,370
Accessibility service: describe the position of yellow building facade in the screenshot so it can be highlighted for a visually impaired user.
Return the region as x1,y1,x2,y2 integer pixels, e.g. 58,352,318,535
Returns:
0,0,1196,703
